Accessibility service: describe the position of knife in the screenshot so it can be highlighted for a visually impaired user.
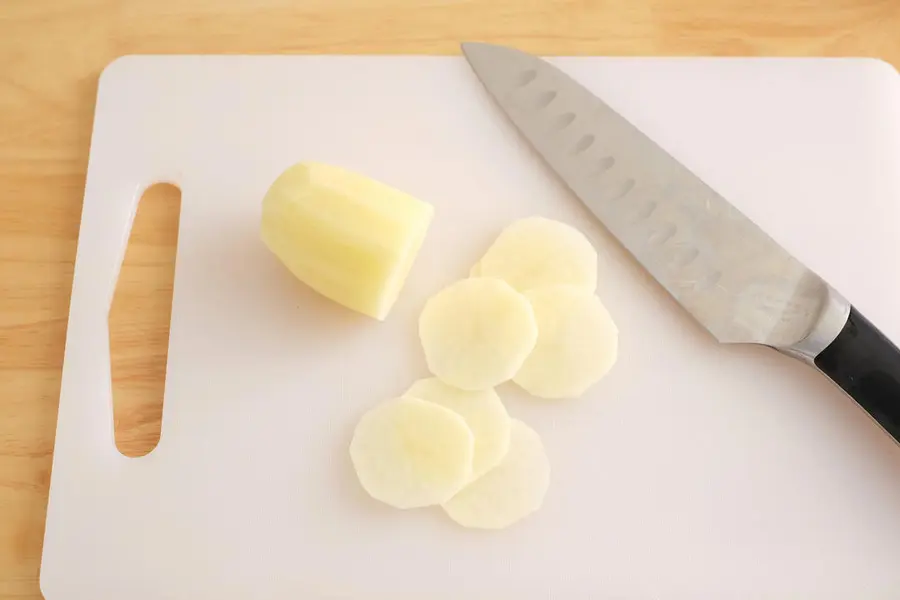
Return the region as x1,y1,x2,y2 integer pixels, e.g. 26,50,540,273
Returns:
461,42,900,444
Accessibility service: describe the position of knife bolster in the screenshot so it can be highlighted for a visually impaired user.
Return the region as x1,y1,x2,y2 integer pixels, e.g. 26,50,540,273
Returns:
776,285,851,365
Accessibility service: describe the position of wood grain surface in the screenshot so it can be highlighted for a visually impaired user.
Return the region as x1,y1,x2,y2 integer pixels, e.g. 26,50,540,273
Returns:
1,0,898,597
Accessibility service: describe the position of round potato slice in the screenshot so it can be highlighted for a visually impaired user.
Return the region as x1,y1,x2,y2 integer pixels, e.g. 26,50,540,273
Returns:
405,377,511,479
478,217,598,292
350,397,474,509
442,419,550,530
419,278,538,390
514,286,618,399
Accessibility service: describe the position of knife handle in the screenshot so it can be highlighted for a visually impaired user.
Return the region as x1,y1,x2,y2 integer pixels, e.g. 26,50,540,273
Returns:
814,307,900,443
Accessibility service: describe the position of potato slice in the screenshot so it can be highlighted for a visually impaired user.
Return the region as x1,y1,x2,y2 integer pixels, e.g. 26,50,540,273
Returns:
419,278,538,390
478,217,597,292
442,420,550,529
514,286,618,399
468,261,482,277
261,162,434,320
350,397,474,509
405,377,511,479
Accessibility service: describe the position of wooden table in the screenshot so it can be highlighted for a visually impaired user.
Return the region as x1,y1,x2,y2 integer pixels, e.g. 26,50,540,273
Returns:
1,0,898,596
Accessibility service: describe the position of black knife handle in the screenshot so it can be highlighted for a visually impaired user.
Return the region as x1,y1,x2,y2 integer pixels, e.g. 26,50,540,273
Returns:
814,307,900,442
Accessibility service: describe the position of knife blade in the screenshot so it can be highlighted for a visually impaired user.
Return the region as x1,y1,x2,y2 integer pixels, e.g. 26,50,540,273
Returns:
462,42,900,444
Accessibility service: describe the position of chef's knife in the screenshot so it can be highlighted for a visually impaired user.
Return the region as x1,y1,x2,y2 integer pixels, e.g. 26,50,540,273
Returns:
461,42,900,444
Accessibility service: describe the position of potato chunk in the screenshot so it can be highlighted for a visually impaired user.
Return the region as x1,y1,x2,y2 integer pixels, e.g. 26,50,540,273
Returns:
442,420,550,529
419,278,537,390
514,286,618,399
261,162,433,320
405,378,511,479
350,397,474,509
477,217,597,292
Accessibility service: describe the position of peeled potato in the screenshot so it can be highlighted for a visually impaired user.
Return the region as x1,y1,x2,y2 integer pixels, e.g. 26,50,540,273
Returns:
419,278,538,390
514,286,618,399
350,397,474,509
468,261,482,277
261,162,434,321
442,420,550,529
478,217,598,293
405,377,511,479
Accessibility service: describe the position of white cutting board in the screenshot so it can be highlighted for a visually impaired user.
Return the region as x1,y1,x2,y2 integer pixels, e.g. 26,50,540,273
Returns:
43,55,900,599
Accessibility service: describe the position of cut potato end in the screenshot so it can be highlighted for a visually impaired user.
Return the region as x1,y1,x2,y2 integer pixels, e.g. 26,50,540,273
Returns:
405,378,511,479
442,420,550,529
419,278,538,390
514,286,618,399
350,397,474,509
261,162,434,320
478,217,598,293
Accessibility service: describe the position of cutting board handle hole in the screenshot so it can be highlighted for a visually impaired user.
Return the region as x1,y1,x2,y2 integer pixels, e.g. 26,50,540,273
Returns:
109,182,181,458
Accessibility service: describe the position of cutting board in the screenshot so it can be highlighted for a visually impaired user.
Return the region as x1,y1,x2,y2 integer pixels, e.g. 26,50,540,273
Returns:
42,55,900,599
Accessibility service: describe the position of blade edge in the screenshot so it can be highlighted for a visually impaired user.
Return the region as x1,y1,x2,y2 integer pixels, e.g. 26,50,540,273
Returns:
462,43,830,346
